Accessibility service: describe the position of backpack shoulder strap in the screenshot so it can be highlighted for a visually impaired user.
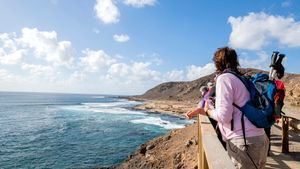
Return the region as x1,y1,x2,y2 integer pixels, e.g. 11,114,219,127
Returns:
221,70,247,131
223,71,249,150
222,70,250,92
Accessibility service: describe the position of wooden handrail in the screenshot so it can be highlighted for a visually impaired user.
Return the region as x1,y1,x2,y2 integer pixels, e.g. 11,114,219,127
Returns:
281,114,300,153
197,114,235,169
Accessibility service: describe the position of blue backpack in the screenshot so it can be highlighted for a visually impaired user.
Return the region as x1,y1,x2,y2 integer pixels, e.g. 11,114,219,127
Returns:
225,71,277,129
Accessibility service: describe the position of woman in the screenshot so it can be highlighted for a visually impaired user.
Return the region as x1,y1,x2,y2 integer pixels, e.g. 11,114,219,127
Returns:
186,47,269,169
198,85,209,108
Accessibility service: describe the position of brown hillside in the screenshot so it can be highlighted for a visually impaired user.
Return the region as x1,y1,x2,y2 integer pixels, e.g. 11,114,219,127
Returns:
136,68,300,107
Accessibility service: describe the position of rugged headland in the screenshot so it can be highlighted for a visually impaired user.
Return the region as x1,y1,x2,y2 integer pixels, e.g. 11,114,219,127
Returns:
115,68,300,169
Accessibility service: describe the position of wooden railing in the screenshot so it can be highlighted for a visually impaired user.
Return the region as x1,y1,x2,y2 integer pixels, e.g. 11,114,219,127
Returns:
281,114,300,153
197,112,300,169
197,115,235,169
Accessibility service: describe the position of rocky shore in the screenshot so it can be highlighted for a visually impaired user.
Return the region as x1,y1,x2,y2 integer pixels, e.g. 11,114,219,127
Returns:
115,117,198,169
112,100,300,169
132,100,196,117
113,68,300,169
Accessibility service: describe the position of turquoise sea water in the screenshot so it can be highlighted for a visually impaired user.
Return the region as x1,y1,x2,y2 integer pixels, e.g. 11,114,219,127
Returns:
0,92,192,168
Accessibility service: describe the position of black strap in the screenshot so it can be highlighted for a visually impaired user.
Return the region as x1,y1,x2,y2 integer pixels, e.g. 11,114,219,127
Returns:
246,151,259,169
233,103,241,109
231,103,241,131
226,71,259,169
241,113,247,148
222,70,247,131
242,112,259,169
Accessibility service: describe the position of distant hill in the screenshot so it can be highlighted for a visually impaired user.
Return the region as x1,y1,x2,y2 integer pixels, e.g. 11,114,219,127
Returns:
136,68,300,107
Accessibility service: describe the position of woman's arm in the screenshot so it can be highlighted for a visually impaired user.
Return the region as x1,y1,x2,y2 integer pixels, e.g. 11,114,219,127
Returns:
185,107,205,119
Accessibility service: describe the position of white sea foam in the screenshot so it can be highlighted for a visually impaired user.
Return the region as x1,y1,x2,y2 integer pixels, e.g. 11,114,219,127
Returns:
91,96,106,99
92,107,145,115
82,100,139,108
62,105,145,115
130,117,185,129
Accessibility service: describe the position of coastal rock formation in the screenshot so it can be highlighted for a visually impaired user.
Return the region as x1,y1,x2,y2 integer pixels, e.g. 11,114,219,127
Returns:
135,68,300,107
115,123,199,169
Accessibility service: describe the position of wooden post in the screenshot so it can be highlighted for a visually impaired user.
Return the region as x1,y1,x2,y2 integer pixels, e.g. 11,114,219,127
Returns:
282,116,289,153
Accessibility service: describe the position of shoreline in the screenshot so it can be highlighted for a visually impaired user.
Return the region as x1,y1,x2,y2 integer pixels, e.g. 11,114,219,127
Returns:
113,97,300,169
130,98,197,118
110,98,198,169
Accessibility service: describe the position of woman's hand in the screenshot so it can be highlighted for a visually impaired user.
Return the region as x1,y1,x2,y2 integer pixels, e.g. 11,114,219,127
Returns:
185,109,198,119
185,108,205,119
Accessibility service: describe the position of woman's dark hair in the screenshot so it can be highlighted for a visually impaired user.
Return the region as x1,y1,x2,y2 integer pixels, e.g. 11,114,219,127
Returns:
213,47,240,74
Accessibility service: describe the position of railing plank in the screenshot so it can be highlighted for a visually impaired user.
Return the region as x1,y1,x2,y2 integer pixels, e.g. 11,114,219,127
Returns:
198,115,236,169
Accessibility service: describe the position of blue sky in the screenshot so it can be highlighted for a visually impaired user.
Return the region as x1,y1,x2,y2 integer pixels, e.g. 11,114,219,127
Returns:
0,0,299,95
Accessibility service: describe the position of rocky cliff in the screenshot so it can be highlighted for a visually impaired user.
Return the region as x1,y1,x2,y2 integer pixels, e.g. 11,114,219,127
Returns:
136,68,300,107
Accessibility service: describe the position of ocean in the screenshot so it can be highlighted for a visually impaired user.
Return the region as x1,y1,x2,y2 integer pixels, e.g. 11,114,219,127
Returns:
0,92,192,168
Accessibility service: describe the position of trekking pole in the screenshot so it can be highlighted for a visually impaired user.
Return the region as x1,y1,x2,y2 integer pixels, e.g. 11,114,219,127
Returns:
269,51,279,80
269,51,286,80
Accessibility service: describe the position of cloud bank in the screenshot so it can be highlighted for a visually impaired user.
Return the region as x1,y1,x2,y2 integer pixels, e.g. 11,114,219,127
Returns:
228,12,300,50
0,27,217,94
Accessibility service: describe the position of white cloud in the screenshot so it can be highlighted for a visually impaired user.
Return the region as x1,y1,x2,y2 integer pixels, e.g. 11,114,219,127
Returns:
93,0,155,24
228,12,300,50
19,28,74,66
0,28,223,95
0,28,172,94
69,71,86,82
0,28,75,67
186,63,215,81
115,54,124,59
80,49,116,72
0,49,26,65
239,51,269,69
106,60,163,83
113,34,130,42
131,62,161,81
21,63,56,77
0,33,26,65
164,70,184,81
108,63,130,76
79,49,163,83
123,0,156,8
94,0,120,24
0,33,18,50
0,68,15,81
